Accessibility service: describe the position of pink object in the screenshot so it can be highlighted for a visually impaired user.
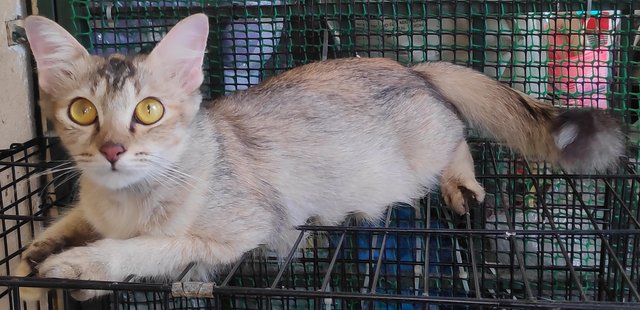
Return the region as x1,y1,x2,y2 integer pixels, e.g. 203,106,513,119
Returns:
547,48,610,109
543,13,614,109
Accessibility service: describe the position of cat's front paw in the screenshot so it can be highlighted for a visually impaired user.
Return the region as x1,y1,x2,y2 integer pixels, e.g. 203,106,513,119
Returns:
38,246,113,301
15,260,47,301
16,238,67,301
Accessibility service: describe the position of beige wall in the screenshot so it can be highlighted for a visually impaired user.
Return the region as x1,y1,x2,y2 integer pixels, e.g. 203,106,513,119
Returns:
0,0,36,149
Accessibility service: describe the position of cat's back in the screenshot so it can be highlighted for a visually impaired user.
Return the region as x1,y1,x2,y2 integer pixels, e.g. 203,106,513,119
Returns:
254,57,413,93
208,57,427,122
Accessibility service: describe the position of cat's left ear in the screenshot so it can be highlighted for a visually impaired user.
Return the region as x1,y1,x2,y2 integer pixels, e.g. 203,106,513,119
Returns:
147,14,209,93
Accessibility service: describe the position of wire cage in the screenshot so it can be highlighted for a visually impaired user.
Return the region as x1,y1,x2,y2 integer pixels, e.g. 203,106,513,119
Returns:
1,0,640,309
1,138,638,309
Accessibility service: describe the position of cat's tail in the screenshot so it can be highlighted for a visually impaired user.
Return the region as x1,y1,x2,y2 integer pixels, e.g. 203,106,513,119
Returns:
411,62,624,173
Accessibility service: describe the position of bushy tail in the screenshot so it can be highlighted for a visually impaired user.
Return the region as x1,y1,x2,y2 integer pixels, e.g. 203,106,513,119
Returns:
411,62,624,173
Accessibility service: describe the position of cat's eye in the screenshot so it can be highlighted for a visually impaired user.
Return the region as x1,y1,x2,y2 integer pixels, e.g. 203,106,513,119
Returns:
68,98,97,126
134,98,164,125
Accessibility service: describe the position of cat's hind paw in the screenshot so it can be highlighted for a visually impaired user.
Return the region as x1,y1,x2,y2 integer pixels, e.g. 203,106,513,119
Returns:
441,178,485,215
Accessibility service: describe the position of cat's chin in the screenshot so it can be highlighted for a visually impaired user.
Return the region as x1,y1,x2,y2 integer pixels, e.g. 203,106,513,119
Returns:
84,169,150,191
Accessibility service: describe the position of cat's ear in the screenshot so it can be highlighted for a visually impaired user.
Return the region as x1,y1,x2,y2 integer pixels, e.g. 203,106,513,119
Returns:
147,13,209,93
24,15,90,94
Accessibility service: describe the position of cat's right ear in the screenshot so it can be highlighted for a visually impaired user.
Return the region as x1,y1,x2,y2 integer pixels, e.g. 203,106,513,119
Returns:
24,15,89,94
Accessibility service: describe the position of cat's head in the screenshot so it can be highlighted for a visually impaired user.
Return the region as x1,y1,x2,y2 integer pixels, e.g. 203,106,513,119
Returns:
24,14,209,190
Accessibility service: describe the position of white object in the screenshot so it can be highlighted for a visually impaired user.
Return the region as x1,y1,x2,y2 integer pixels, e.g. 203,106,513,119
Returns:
221,16,283,93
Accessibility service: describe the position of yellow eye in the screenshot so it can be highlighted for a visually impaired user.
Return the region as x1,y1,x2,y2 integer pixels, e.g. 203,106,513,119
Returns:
135,98,164,125
68,98,97,125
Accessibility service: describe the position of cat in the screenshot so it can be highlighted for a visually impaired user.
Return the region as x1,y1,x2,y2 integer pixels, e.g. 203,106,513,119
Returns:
16,13,623,301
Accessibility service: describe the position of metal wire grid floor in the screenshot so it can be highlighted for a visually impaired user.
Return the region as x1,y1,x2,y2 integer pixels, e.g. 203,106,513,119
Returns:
0,138,638,309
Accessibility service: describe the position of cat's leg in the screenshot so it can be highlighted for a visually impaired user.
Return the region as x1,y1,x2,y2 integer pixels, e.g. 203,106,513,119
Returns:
440,140,485,214
15,207,99,300
36,231,263,301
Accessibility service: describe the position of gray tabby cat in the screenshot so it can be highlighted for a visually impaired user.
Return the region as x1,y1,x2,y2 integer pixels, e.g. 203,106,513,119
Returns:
16,13,623,301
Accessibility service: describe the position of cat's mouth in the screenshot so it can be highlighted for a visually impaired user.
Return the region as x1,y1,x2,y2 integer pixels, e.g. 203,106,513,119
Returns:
84,162,149,190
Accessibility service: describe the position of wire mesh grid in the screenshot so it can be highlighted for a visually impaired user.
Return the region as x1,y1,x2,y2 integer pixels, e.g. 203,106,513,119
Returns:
0,138,638,309
0,0,639,309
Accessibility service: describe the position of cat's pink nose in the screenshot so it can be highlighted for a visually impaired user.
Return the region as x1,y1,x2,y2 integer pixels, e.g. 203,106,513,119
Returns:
100,142,126,164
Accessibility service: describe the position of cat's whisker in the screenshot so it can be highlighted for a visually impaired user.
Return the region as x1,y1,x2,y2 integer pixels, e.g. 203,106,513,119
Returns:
38,167,80,180
153,168,198,192
147,170,186,191
29,162,78,182
46,166,79,175
43,160,75,169
130,156,200,190
153,163,217,195
162,166,199,183
136,158,201,191
153,176,180,192
46,169,80,187
39,170,81,197
144,172,164,189
50,171,82,193
144,155,206,183
45,159,79,164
